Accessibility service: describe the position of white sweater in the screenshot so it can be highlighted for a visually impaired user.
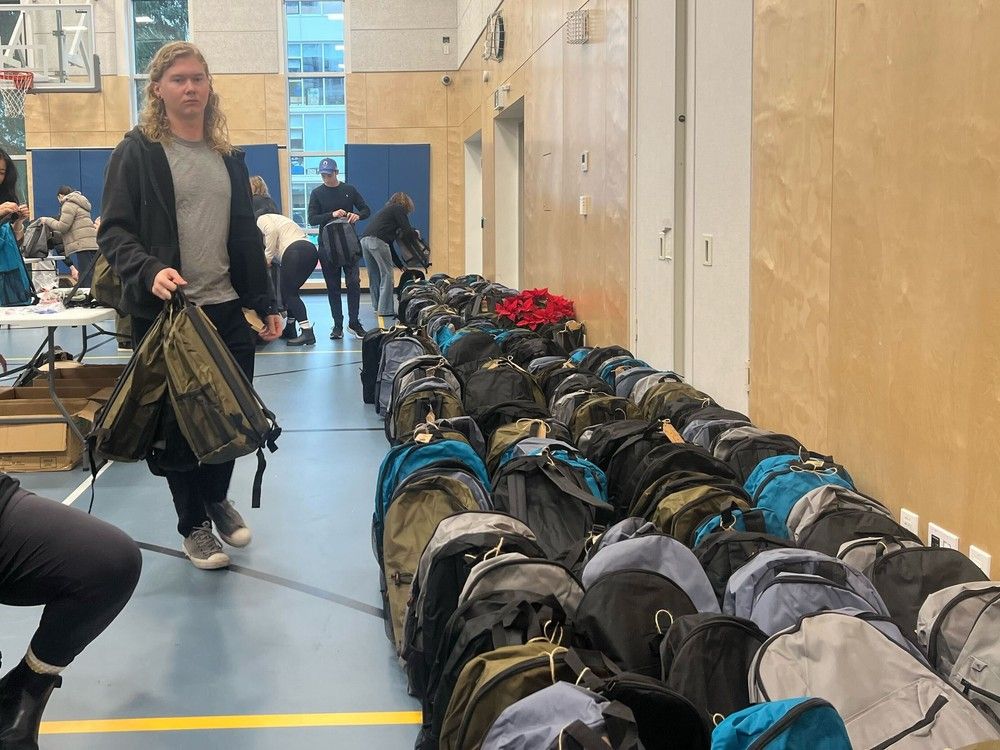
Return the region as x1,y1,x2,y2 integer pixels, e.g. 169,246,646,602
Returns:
256,213,308,264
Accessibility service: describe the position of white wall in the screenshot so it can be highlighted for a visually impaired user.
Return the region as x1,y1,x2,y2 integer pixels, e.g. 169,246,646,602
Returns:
349,0,457,72
684,0,753,412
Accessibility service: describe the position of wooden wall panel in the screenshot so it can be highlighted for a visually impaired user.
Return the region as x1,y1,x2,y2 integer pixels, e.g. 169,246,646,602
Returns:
365,73,448,129
749,0,836,449
346,73,368,130
825,0,1000,551
753,0,1000,553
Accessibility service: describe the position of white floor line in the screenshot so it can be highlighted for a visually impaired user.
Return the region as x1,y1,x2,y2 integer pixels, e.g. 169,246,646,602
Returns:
63,460,113,506
2,350,363,363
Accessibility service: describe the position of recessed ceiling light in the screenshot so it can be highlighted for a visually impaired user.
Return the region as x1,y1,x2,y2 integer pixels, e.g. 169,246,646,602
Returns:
335,44,344,51
135,15,154,23
327,13,344,20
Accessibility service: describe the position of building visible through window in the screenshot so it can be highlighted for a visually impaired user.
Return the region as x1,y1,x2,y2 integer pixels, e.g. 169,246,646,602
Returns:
285,1,346,235
129,0,190,116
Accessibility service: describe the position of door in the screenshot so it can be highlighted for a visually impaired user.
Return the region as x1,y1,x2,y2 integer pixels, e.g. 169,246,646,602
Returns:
631,0,686,373
464,131,483,275
494,97,524,289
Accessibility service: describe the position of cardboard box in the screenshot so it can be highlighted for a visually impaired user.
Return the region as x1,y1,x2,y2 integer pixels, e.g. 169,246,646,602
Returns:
22,364,125,389
0,385,113,403
0,398,99,471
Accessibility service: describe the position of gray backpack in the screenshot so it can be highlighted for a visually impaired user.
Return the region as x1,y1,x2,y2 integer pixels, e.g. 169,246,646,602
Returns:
837,535,924,573
917,581,1000,729
482,682,639,750
582,533,719,614
459,553,585,619
750,611,1000,749
682,418,752,451
723,548,890,634
376,336,436,415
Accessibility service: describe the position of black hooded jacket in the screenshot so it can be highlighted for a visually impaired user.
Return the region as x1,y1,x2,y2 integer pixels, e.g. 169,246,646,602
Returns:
98,127,275,321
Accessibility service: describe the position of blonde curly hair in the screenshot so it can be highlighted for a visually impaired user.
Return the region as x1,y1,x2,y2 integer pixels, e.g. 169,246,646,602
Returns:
139,41,233,155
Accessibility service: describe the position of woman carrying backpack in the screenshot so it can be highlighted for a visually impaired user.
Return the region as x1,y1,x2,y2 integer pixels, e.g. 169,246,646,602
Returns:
360,191,418,318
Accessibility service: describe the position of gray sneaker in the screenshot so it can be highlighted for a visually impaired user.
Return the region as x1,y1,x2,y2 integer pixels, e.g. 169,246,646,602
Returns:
182,522,230,570
206,499,253,548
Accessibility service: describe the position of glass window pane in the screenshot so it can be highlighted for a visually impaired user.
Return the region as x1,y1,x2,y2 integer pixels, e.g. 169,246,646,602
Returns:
302,43,322,73
284,1,299,14
300,1,320,14
303,114,324,151
324,78,344,106
288,79,303,105
323,43,345,72
132,0,190,74
134,78,148,111
0,113,25,157
325,114,346,156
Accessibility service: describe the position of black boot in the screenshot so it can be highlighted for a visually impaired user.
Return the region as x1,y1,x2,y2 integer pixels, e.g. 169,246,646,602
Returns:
0,660,62,749
281,319,298,340
286,326,316,347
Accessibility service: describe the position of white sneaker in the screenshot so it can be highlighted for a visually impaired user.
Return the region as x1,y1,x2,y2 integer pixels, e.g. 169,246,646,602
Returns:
206,499,253,548
182,522,231,570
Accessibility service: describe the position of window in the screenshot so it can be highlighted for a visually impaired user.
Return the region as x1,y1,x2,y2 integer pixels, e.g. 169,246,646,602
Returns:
129,0,190,120
0,1,27,192
286,0,347,233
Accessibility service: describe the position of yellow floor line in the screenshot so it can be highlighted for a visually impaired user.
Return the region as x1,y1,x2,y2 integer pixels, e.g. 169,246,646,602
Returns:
41,710,422,735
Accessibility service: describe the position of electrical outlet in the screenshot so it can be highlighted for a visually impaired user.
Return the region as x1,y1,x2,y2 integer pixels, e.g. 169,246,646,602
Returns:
900,508,919,535
928,522,959,550
969,546,992,577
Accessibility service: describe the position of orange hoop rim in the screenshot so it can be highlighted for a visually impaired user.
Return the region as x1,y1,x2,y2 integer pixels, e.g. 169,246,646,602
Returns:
0,70,34,91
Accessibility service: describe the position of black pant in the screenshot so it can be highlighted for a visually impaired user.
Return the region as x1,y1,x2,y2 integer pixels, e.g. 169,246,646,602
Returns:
317,243,361,327
133,299,256,536
0,489,141,667
280,240,319,323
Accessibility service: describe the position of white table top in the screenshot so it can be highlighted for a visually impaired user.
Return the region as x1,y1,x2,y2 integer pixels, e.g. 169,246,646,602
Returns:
0,306,116,328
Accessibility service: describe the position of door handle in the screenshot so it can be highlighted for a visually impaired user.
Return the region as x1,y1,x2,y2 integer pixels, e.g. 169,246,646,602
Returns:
659,227,673,261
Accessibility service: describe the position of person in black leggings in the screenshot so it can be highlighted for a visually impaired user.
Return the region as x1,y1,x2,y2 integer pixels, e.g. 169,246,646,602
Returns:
257,212,319,346
0,474,141,749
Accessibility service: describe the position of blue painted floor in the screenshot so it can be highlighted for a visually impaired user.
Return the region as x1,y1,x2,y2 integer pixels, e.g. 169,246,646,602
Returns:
0,294,420,748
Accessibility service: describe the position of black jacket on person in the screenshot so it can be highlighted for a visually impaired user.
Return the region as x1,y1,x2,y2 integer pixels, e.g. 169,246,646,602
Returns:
98,126,275,321
252,194,279,219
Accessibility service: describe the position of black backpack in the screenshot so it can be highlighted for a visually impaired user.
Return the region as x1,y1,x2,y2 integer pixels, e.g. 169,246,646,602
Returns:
507,336,567,368
422,591,574,749
568,653,711,750
578,345,634,375
463,359,545,416
474,400,552,442
492,450,611,557
864,546,990,636
693,530,793,605
361,330,388,404
578,420,660,470
620,443,737,520
443,330,502,381
660,613,767,725
714,430,805,484
403,527,545,701
795,496,921,557
575,567,698,677
547,372,614,411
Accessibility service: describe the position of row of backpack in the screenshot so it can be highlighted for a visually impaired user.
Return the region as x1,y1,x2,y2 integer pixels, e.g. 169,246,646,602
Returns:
362,273,1000,749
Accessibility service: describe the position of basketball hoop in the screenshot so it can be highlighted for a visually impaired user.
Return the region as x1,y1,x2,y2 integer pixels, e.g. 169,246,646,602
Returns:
0,71,33,118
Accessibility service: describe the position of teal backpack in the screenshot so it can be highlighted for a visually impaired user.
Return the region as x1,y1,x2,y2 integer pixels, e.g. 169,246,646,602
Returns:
0,223,34,306
711,697,851,750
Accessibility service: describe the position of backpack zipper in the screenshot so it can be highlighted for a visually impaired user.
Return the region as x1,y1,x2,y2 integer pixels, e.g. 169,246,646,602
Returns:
869,694,948,750
745,698,830,749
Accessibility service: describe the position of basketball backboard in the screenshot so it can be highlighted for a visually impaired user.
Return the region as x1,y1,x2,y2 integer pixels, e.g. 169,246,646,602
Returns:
0,3,99,93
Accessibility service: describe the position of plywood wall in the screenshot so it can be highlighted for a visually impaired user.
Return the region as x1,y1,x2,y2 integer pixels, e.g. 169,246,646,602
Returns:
752,0,1000,556
350,0,631,344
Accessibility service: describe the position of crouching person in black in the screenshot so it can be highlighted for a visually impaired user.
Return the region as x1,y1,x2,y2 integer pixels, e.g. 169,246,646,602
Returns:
0,473,141,749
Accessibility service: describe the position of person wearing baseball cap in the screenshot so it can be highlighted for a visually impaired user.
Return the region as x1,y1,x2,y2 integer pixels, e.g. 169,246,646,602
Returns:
307,157,371,339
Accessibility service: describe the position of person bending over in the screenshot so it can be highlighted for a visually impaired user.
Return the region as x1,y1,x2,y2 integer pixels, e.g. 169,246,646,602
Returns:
257,212,319,346
41,185,99,285
99,41,281,570
307,157,370,339
0,473,141,749
360,191,418,318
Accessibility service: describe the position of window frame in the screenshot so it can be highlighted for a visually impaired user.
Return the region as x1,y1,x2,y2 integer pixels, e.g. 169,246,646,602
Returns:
127,0,193,123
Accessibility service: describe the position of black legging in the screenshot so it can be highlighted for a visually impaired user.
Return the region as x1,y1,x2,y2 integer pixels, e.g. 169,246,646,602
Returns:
0,489,141,667
279,239,319,322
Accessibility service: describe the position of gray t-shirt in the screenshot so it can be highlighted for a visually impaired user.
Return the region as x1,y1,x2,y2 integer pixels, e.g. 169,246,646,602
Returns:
162,135,237,306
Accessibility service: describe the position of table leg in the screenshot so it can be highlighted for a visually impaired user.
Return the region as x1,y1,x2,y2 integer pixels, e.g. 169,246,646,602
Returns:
45,326,86,445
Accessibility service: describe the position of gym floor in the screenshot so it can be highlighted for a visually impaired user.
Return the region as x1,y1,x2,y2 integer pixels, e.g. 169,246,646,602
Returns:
0,294,421,748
